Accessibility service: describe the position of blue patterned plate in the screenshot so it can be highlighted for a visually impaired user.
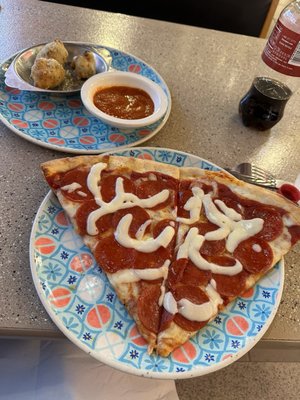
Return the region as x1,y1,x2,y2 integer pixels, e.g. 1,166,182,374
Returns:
30,148,284,379
0,45,171,154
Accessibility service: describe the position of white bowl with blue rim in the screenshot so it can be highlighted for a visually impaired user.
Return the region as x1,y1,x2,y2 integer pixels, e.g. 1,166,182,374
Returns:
80,71,169,129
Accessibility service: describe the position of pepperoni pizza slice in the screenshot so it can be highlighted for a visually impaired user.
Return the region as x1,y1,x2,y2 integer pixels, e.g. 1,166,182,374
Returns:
41,155,300,357
157,167,300,356
41,154,179,353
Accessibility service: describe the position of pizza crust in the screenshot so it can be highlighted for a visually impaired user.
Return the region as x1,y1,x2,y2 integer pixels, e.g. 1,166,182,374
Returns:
41,155,109,178
108,156,180,179
180,167,300,224
42,154,180,181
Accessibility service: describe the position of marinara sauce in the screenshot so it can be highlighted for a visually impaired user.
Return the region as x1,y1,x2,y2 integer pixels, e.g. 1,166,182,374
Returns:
93,86,154,119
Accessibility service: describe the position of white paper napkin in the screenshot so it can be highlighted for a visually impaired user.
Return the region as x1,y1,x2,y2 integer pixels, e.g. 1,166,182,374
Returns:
0,339,179,400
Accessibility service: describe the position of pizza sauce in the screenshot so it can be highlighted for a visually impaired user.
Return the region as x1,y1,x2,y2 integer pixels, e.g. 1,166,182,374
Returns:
93,86,154,120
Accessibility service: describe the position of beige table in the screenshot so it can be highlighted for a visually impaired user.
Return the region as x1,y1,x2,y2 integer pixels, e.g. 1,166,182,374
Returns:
0,0,299,372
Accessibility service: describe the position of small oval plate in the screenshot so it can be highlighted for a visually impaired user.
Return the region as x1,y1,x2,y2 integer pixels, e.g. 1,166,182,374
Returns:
13,42,108,94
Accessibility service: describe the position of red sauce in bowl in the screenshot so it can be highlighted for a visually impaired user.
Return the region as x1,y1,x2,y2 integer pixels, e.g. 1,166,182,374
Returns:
93,86,155,120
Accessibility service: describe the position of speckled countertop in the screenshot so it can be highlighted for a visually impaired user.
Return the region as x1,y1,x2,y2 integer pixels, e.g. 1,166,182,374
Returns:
0,0,299,347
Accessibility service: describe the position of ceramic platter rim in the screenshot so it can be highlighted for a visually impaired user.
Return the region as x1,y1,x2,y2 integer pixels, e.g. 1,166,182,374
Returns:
0,43,171,154
29,147,284,379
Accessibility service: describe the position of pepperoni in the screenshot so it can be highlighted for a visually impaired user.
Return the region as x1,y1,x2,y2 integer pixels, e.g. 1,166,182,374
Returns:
159,309,174,332
153,219,177,258
59,168,94,202
132,171,178,191
193,221,218,235
178,188,193,218
183,261,212,287
208,256,249,297
100,174,135,202
135,179,173,210
201,239,225,256
94,235,135,273
244,206,284,241
288,225,300,246
174,312,205,332
166,259,188,290
217,183,253,213
191,222,226,256
233,237,273,274
178,180,212,218
153,219,176,238
134,246,170,269
198,183,213,194
217,197,243,214
204,254,236,266
137,284,162,333
213,270,249,298
76,200,113,235
112,206,150,237
172,285,210,331
217,183,240,202
178,180,210,218
173,284,210,303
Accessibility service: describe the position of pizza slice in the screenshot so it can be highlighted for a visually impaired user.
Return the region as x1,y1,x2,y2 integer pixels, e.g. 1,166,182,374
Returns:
41,154,179,353
41,155,300,357
157,167,300,356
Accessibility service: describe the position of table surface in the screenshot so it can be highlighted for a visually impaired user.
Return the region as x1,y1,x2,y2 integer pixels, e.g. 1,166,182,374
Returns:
0,0,299,346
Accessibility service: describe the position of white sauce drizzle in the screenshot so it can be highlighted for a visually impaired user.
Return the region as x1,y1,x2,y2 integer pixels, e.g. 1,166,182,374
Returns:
283,215,295,227
77,191,87,197
165,281,223,322
109,260,170,285
176,187,204,225
163,292,178,314
148,173,158,181
135,219,152,240
86,162,170,235
226,218,264,252
252,244,262,252
115,214,175,252
177,227,243,276
61,182,82,193
202,194,264,251
109,260,170,307
87,162,107,198
214,199,242,221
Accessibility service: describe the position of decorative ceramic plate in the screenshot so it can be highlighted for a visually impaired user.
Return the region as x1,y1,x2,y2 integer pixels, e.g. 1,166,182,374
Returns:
30,148,284,379
0,44,171,154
